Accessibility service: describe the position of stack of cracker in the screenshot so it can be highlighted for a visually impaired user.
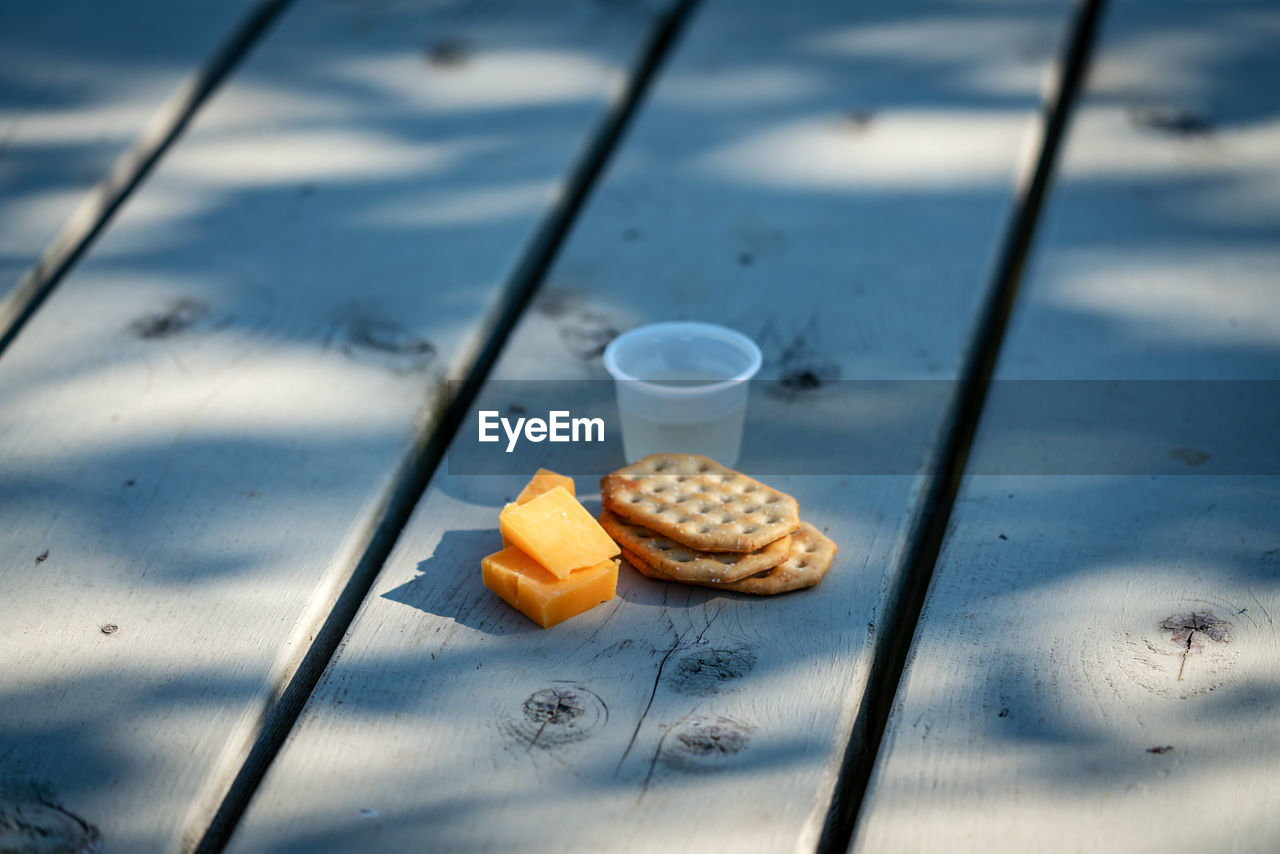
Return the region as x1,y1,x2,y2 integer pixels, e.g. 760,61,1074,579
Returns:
600,453,836,595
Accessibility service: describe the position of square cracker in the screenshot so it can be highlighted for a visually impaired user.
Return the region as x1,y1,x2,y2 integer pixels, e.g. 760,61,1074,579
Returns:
599,509,790,584
601,453,799,553
622,521,836,595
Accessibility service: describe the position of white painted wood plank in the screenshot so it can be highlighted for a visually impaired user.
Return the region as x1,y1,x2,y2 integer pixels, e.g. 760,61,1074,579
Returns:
0,1,673,850
227,1,1077,851
852,2,1280,852
0,0,262,324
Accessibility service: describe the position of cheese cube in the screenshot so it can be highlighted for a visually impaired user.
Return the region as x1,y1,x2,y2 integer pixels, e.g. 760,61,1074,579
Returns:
482,546,617,628
516,468,575,505
498,486,619,579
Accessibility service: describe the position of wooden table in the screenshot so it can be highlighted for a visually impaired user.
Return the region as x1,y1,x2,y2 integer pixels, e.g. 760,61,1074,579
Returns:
1,1,1275,852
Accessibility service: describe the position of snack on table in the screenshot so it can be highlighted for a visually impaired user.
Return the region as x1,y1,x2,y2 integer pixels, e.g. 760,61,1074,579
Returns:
599,509,790,584
602,453,836,596
622,522,836,595
482,471,620,628
601,453,799,553
499,485,619,579
483,457,832,622
482,546,617,629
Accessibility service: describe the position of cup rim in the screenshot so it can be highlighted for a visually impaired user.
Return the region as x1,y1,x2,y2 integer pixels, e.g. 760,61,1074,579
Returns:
602,321,762,397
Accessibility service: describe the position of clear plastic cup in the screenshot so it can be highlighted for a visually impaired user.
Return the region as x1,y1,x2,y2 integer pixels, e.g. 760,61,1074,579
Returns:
603,322,762,466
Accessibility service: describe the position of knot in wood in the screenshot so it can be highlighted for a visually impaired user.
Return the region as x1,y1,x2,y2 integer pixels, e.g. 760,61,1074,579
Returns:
676,722,749,757
425,39,470,68
559,312,618,361
0,800,102,853
669,646,756,696
129,298,208,340
657,715,756,776
337,318,436,373
504,685,607,752
1160,612,1230,648
1128,106,1211,136
523,688,586,727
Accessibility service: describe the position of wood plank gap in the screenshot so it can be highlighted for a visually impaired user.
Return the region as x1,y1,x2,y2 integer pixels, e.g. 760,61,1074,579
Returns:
816,0,1108,850
0,0,293,361
189,2,702,851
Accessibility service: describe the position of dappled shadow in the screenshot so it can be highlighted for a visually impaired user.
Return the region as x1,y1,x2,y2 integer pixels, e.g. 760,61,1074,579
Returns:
2,0,1278,852
850,0,1280,850
276,0,1280,848
1,0,682,848
853,475,1280,851
0,0,264,303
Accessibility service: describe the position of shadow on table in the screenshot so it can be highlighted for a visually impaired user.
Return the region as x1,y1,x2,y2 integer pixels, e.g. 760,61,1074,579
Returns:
381,529,542,636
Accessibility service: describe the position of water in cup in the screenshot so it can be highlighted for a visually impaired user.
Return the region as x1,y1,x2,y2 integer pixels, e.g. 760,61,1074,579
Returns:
617,402,748,464
603,323,761,466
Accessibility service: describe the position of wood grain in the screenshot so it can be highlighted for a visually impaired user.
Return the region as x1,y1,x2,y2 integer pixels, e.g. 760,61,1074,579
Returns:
0,0,263,327
852,2,1280,851
227,0,1078,850
0,1,672,850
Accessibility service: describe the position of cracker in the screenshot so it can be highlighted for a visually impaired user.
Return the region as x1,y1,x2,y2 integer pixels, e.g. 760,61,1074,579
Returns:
600,509,790,583
601,453,799,552
621,522,836,596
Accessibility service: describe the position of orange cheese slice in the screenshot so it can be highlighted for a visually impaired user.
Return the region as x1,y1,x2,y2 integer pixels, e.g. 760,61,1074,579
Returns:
482,546,617,628
516,468,575,505
502,470,575,547
499,486,619,579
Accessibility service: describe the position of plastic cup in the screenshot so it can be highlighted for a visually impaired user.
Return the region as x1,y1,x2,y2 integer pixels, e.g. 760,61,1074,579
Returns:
602,322,762,466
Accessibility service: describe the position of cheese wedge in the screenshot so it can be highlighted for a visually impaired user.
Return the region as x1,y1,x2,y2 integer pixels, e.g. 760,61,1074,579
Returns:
499,486,619,578
482,546,617,628
503,470,575,547
516,468,575,505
